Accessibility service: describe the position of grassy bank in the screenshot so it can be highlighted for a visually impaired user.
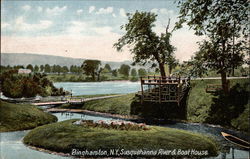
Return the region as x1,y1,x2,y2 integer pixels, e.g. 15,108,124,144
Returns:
60,94,134,115
187,79,249,132
0,100,57,132
24,119,218,157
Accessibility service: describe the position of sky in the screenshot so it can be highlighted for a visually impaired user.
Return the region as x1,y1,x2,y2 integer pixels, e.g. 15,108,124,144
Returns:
1,0,204,62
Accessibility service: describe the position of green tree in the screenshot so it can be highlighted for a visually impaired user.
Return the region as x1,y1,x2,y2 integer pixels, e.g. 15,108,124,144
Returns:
40,65,44,72
26,64,33,72
62,66,69,74
138,68,147,77
70,65,78,73
44,64,51,73
176,0,248,93
114,11,176,77
167,57,179,75
57,65,63,74
111,69,118,77
34,65,39,72
119,64,130,78
104,64,112,72
131,68,137,77
81,60,101,81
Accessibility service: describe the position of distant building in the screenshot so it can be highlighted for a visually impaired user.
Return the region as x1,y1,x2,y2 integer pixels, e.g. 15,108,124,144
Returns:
18,69,31,74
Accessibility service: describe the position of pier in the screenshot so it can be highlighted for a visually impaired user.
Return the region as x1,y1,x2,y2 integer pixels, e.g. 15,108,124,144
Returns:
138,76,190,105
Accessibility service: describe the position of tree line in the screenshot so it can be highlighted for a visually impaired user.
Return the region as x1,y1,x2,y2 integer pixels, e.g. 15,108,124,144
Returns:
1,63,149,81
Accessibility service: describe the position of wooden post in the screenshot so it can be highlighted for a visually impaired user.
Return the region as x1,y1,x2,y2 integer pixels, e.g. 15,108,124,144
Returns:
140,77,144,104
159,78,162,103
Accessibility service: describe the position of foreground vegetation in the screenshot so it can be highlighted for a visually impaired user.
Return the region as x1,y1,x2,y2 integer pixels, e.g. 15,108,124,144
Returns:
24,119,218,157
0,100,57,132
187,78,249,132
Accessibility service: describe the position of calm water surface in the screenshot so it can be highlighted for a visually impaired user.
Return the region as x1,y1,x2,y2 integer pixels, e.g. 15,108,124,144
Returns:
54,81,141,95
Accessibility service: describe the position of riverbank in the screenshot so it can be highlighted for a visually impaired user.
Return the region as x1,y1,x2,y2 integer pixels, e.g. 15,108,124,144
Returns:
187,78,249,133
0,100,57,132
23,119,218,158
57,78,249,133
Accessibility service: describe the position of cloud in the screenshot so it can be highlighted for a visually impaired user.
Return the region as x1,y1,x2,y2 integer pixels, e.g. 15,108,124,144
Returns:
46,6,67,15
1,22,10,29
14,16,52,31
1,34,132,62
66,20,115,36
159,8,174,15
22,5,31,11
119,8,126,17
93,26,113,35
76,9,83,15
96,7,113,15
89,6,95,13
151,8,158,14
37,6,43,12
66,21,88,34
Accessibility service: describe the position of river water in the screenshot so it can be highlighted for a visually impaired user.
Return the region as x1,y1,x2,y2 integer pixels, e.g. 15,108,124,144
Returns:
54,81,141,96
1,82,249,159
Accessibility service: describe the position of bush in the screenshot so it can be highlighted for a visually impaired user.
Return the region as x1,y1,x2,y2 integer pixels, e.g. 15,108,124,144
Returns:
0,70,68,98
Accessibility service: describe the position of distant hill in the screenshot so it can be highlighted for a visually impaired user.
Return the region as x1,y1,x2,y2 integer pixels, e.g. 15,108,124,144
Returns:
1,53,149,70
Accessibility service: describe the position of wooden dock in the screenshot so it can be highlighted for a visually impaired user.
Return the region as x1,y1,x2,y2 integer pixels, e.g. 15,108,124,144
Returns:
139,76,190,105
31,95,123,106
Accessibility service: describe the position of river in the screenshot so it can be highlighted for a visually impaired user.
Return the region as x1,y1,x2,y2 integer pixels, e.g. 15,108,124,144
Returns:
1,81,249,159
54,81,141,96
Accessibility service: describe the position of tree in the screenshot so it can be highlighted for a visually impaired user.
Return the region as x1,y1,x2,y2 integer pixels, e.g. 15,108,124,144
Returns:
62,66,69,74
40,65,44,72
131,68,137,77
104,64,112,72
34,65,39,72
26,64,33,72
81,60,101,81
138,68,147,77
167,56,179,75
44,64,51,73
114,11,176,77
111,69,118,77
176,0,248,93
119,64,130,77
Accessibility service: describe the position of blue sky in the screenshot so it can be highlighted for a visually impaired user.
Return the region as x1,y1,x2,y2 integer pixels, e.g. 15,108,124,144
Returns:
1,0,202,62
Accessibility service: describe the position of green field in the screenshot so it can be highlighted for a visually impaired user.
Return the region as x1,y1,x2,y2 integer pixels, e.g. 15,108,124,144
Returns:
0,100,57,132
24,119,218,157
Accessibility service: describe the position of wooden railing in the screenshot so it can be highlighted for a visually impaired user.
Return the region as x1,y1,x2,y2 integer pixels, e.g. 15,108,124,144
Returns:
206,84,222,92
140,76,190,85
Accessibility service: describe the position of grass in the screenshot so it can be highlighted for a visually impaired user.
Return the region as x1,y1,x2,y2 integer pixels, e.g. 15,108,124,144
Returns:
0,100,57,132
24,119,218,157
187,78,249,132
60,94,135,115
